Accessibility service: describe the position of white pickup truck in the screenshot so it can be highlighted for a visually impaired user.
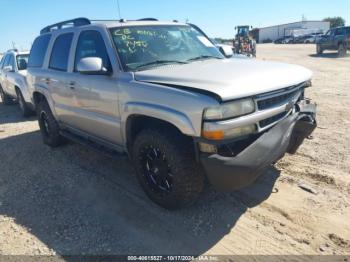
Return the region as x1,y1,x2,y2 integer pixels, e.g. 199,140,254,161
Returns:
0,49,34,116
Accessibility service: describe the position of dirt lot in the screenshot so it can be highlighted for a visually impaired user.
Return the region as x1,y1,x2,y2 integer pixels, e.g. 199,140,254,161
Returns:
0,44,349,257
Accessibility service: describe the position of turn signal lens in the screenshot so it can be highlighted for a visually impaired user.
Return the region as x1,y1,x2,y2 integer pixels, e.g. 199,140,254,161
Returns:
202,130,225,140
202,124,256,140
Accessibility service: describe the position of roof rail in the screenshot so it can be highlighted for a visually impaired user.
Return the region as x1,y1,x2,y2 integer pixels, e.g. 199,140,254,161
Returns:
40,17,91,34
6,48,19,53
137,18,158,21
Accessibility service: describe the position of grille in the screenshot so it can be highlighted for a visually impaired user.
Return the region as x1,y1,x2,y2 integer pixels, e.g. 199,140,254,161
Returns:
259,112,287,128
257,89,300,110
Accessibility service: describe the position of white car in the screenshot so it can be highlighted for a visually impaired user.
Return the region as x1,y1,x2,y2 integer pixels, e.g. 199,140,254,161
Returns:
0,49,34,116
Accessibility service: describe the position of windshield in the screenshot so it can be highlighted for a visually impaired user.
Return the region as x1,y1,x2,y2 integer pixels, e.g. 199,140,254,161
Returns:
16,54,29,70
237,27,249,37
110,25,223,71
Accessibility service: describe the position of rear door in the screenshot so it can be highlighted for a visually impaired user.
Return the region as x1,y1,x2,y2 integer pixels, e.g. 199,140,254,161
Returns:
333,28,344,47
68,29,122,144
46,32,76,125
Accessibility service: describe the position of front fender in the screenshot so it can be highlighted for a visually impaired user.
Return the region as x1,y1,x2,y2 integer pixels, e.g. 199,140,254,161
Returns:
14,78,31,103
122,102,197,139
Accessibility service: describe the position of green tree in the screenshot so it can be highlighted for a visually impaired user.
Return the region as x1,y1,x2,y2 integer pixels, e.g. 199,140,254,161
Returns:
323,17,346,28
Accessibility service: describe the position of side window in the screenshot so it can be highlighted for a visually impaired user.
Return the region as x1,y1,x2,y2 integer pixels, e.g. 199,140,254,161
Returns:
28,34,51,68
75,30,112,72
0,56,5,68
49,33,74,71
335,28,343,36
8,55,16,71
16,55,29,71
2,54,11,68
1,54,9,69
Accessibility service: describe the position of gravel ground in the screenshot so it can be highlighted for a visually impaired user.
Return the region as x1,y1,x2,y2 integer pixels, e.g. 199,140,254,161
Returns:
0,44,349,257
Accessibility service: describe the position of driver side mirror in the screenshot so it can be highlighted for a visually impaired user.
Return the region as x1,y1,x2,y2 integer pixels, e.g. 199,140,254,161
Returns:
77,57,110,75
219,46,233,58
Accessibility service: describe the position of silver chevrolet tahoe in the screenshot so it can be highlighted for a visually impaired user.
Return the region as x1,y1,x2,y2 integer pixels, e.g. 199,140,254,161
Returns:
27,18,317,209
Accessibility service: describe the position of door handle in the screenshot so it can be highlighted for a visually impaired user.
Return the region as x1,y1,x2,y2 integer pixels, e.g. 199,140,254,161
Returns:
45,78,51,84
68,81,76,90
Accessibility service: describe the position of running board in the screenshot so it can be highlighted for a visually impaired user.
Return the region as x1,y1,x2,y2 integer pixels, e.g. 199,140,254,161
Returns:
60,130,127,160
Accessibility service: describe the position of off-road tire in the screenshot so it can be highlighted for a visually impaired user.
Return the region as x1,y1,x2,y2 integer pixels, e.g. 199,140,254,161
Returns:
338,43,347,57
132,128,204,210
37,99,64,147
0,86,13,105
316,44,323,55
16,88,33,117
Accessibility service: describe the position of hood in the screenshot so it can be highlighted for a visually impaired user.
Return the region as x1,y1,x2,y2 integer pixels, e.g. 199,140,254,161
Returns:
134,58,312,101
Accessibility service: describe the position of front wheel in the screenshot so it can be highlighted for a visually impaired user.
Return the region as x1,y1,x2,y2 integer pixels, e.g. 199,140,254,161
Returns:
16,89,33,117
316,44,323,55
132,129,204,209
37,99,65,147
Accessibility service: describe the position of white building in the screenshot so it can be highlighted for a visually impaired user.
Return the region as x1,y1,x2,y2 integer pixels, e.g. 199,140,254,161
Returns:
252,21,330,43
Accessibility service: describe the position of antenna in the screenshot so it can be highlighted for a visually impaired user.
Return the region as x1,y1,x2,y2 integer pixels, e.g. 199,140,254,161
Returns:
116,0,122,20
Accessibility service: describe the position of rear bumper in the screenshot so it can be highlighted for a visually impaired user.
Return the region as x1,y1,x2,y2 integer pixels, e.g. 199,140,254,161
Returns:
200,100,317,192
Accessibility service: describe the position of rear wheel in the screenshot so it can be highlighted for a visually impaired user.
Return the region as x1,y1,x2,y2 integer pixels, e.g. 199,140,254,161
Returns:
0,86,13,105
338,43,347,57
316,44,323,55
16,88,33,117
132,128,204,209
37,99,65,147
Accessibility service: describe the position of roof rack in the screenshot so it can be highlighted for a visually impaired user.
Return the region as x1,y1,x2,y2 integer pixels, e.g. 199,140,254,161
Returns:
40,17,91,34
117,18,159,23
6,48,19,53
40,17,161,34
137,18,158,21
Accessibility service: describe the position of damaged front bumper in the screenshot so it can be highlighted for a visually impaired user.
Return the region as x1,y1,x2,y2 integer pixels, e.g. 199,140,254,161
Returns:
200,100,317,192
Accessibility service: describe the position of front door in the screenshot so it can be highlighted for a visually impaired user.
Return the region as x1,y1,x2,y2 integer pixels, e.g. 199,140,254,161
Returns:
69,30,122,145
4,55,18,97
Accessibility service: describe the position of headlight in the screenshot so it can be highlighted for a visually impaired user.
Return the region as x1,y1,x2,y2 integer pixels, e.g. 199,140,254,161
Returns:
204,98,255,121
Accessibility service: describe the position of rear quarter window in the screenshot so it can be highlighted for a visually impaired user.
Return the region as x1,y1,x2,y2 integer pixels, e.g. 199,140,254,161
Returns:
28,34,52,68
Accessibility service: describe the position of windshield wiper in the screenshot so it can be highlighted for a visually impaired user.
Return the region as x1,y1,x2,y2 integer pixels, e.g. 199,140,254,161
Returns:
187,55,222,62
134,60,188,71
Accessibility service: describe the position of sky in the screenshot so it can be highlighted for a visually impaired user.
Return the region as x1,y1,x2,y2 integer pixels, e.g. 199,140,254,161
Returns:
0,0,349,52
